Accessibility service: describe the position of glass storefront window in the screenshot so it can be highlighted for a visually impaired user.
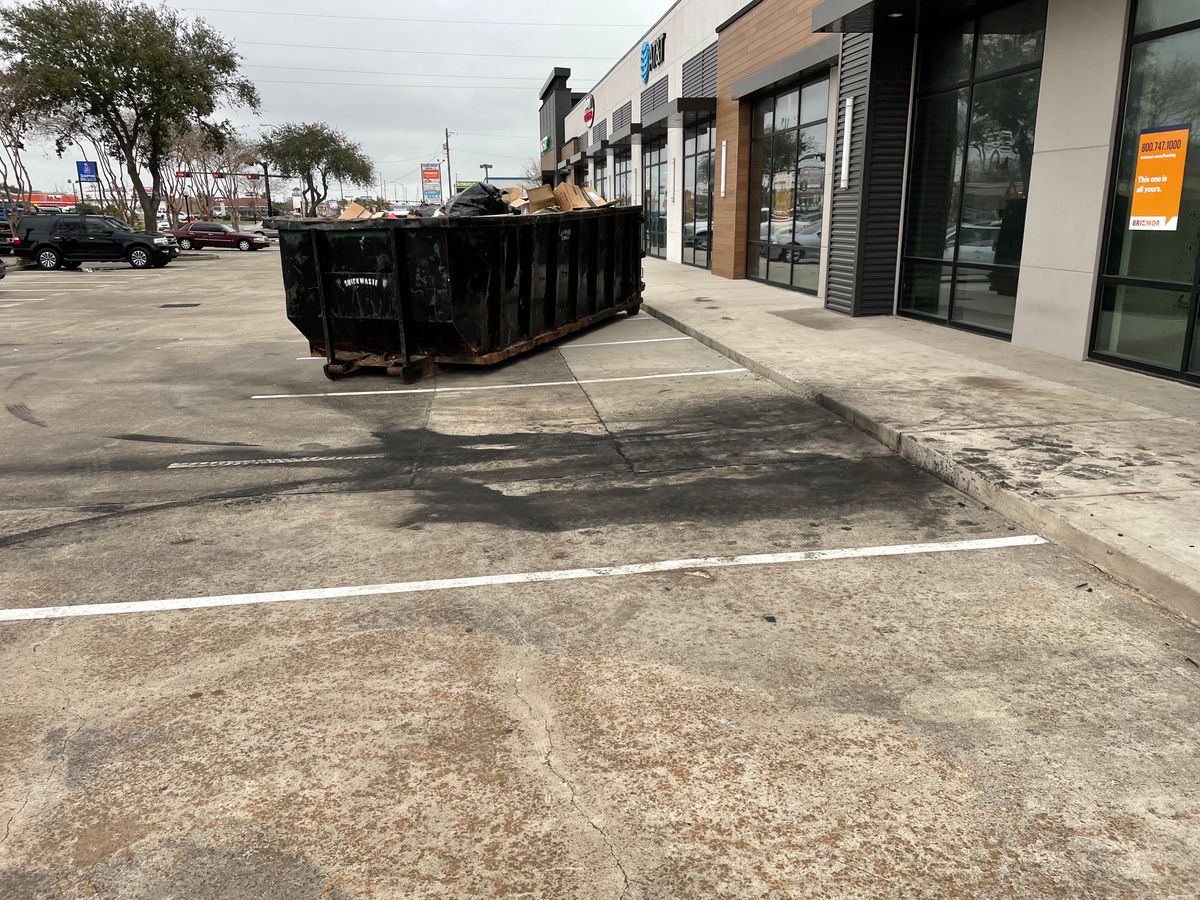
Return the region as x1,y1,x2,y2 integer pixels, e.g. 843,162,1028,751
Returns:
642,135,667,259
594,157,608,201
1135,0,1200,35
1095,284,1192,369
745,75,829,294
900,0,1046,337
1103,27,1200,286
682,115,715,269
613,150,632,205
1093,2,1200,382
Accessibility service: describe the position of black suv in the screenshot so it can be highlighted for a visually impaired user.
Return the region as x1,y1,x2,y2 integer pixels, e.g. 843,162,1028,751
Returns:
13,215,179,270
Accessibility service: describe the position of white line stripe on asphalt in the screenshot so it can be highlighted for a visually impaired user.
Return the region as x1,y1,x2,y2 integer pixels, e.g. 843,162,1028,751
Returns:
167,453,385,469
0,535,1047,622
251,368,749,400
561,336,693,349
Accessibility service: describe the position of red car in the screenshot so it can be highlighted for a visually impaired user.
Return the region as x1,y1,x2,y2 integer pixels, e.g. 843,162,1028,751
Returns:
171,221,269,251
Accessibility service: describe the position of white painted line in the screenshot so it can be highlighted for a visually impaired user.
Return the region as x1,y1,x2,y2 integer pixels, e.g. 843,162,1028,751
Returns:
168,453,385,469
562,336,692,349
296,356,325,360
0,536,1047,623
251,367,748,400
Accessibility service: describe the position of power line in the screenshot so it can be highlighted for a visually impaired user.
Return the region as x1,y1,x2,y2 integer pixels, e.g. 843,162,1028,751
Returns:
239,40,617,60
182,6,647,28
456,131,539,140
245,64,560,82
255,79,533,90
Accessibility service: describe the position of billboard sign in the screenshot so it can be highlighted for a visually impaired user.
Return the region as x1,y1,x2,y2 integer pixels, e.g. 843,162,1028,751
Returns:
421,163,443,204
1130,124,1190,231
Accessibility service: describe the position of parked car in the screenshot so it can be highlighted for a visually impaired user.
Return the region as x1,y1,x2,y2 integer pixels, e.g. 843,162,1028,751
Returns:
171,221,269,251
12,214,179,270
0,221,12,254
0,257,6,281
246,221,279,240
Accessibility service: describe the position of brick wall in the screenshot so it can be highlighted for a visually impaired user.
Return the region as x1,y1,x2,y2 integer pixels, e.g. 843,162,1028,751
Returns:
712,0,827,279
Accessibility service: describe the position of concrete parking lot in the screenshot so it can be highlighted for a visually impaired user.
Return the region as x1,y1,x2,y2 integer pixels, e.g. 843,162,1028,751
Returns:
2,249,1200,898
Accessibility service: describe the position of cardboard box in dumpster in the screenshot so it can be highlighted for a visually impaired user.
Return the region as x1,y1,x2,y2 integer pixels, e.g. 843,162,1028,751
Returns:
526,185,557,213
338,201,372,220
554,184,610,211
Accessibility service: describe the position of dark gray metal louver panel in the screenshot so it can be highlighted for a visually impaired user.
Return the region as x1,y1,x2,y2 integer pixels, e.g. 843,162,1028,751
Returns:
613,101,632,131
682,42,719,98
640,76,668,115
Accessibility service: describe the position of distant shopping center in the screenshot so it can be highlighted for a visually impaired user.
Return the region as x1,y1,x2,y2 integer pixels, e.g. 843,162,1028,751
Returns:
538,0,1200,386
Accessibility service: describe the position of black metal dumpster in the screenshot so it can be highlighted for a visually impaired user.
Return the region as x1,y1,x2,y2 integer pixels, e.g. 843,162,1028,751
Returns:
278,206,644,380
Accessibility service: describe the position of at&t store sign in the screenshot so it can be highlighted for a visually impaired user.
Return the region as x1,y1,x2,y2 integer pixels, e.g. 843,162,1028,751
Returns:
641,33,666,84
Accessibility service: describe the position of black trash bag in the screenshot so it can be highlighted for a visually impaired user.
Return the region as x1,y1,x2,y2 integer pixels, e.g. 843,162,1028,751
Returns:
411,203,442,218
443,181,513,217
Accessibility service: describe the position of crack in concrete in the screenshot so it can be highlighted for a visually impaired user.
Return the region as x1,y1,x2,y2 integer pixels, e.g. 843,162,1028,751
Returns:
511,668,631,900
2,638,85,848
558,348,636,476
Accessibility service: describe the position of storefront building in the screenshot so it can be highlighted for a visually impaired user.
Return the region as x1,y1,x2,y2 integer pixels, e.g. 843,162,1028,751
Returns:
537,0,1200,386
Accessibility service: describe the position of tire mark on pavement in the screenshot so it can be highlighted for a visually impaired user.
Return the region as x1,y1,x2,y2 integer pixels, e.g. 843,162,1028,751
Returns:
6,403,46,427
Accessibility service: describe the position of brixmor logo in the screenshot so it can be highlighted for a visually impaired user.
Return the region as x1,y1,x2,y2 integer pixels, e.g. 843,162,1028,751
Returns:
641,33,665,84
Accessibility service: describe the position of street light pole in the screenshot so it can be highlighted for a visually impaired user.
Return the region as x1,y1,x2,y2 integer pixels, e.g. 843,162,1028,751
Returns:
479,163,493,184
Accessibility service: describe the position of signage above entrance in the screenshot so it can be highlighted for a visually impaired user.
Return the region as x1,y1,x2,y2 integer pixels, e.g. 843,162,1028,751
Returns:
641,33,666,84
582,95,595,126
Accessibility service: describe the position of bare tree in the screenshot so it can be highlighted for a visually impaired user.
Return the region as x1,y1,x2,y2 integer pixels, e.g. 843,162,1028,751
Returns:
0,74,39,226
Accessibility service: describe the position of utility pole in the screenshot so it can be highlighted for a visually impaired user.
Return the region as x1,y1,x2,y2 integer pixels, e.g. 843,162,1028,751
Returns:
444,128,454,198
479,163,493,183
258,160,275,217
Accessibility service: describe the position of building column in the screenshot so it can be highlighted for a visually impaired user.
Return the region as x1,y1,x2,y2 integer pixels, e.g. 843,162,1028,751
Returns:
711,96,751,278
1010,0,1129,358
666,125,685,263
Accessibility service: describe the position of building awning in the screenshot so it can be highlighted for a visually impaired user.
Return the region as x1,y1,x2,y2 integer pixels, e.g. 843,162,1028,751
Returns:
585,140,609,159
609,123,642,146
729,35,840,100
641,97,717,134
813,0,957,32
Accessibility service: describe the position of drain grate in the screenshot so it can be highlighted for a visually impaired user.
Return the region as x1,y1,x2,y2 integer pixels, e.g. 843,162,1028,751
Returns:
160,303,200,308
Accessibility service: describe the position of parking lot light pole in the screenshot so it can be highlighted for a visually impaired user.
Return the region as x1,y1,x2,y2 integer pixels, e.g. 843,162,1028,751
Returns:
479,163,493,184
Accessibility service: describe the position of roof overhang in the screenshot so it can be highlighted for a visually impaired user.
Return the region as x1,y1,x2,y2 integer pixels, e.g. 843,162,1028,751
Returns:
609,123,642,146
585,140,609,159
730,35,840,99
641,97,717,132
812,0,916,32
812,0,1010,32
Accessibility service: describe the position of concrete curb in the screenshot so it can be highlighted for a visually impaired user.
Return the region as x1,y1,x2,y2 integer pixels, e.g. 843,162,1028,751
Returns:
646,303,1200,625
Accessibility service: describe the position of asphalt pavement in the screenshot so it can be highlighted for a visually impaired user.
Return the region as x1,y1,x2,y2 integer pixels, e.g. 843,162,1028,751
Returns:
2,248,1199,898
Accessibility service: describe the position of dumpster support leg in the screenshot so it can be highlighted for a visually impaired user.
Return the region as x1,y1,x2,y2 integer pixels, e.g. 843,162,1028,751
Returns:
309,229,346,379
385,226,427,383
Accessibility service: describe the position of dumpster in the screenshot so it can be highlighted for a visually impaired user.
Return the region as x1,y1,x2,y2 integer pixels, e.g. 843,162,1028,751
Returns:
278,206,645,381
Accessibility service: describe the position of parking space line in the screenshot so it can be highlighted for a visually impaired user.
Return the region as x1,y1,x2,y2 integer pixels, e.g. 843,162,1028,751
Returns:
561,336,693,349
251,368,749,400
167,454,385,469
0,535,1048,622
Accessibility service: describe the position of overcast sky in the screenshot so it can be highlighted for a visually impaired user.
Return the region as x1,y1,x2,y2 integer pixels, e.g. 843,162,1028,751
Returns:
17,0,673,201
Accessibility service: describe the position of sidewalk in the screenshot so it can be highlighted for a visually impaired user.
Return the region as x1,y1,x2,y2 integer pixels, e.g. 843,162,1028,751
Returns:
642,258,1200,623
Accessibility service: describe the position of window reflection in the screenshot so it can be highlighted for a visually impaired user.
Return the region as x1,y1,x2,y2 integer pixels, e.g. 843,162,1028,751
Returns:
900,1,1046,337
746,76,829,293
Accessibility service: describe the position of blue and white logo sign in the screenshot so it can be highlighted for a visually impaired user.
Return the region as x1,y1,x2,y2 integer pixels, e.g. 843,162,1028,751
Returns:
75,160,98,183
641,33,666,84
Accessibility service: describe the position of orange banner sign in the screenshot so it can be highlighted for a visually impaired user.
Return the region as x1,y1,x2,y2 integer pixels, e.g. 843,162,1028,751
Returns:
1130,125,1190,231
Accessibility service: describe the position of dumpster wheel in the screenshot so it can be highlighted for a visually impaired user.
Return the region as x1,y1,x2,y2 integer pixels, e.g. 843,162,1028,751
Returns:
323,363,348,380
626,304,642,316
